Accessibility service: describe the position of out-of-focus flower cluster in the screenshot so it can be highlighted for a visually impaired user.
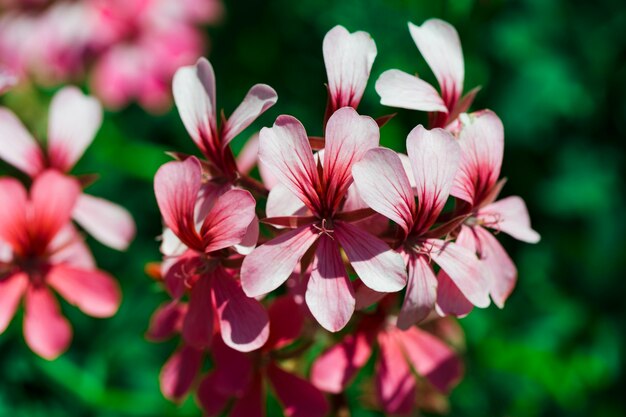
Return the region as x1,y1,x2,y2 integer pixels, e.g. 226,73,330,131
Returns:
149,19,539,416
0,0,222,112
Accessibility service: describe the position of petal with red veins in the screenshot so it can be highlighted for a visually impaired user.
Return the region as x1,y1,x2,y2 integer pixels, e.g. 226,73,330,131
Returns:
479,196,540,243
266,184,308,219
0,273,28,333
47,87,102,171
268,363,330,417
334,221,406,292
474,226,517,308
222,84,278,146
23,285,72,360
376,330,416,415
0,108,45,176
182,275,214,349
306,235,355,332
375,69,447,112
397,254,437,329
160,344,203,401
241,225,318,297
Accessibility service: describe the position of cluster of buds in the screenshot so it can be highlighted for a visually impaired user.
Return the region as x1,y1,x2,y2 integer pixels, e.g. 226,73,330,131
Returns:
149,20,539,416
0,86,135,359
0,0,222,112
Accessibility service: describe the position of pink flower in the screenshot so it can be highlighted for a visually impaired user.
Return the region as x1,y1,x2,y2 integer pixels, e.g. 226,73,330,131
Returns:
240,107,407,332
352,125,489,328
311,312,462,415
196,296,329,417
323,25,377,115
0,67,17,94
172,57,278,181
154,156,269,352
0,86,136,250
375,19,480,128
437,111,540,315
0,171,121,359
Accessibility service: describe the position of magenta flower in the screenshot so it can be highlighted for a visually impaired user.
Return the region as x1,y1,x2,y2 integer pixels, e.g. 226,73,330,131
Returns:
375,19,480,128
311,312,462,415
197,296,329,417
352,125,488,328
154,156,269,352
240,107,407,332
436,111,540,315
0,171,121,359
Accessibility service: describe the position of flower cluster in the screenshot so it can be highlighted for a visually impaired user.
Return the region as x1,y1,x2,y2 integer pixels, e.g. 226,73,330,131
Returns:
149,20,539,416
0,86,135,359
0,0,222,112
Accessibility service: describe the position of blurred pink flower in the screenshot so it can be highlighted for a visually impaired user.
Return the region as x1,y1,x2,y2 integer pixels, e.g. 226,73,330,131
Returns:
0,67,17,94
0,86,136,250
240,107,407,332
0,171,121,359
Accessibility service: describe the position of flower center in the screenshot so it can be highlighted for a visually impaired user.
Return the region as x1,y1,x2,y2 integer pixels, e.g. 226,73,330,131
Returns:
313,218,334,239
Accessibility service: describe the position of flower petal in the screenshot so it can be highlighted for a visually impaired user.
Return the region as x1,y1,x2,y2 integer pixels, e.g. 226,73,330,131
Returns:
23,285,72,360
72,193,136,251
352,147,415,234
160,344,203,401
334,221,406,292
479,196,540,243
397,254,437,329
323,25,376,110
196,374,231,416
182,275,214,349
0,177,29,251
0,108,45,176
268,363,330,417
376,330,416,415
241,226,318,297
266,296,305,350
210,336,254,395
408,19,464,106
201,189,257,253
258,115,321,213
146,301,186,341
474,226,517,308
406,125,460,233
222,84,278,146
47,87,102,171
212,268,269,352
375,69,447,112
306,235,355,332
265,184,308,219
234,216,259,255
230,375,265,417
0,273,28,333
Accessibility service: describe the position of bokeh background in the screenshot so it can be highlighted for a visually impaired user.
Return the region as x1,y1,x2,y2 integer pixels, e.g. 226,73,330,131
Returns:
0,0,624,416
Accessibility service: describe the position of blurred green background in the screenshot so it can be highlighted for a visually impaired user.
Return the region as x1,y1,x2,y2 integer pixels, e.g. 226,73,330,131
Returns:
1,0,624,416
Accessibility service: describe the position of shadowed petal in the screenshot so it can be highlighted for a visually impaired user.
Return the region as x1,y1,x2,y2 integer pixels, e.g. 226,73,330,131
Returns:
182,275,214,349
474,226,517,308
210,336,254,395
479,196,540,243
222,84,278,146
0,273,28,333
197,374,231,416
146,301,186,341
160,344,203,401
268,363,330,417
376,69,447,112
230,375,264,417
0,108,45,176
266,296,305,350
73,194,136,251
201,189,257,253
24,285,72,360
376,330,416,415
397,254,437,329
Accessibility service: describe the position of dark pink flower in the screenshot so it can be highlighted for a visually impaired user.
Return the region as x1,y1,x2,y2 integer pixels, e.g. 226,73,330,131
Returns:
240,107,407,332
154,156,269,352
375,19,480,128
0,86,136,250
352,125,488,328
0,171,121,359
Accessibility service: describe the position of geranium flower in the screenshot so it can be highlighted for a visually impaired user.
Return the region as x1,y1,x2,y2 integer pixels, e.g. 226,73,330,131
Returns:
0,171,121,359
0,67,17,94
0,86,135,250
154,156,269,352
352,125,488,328
375,19,480,128
241,107,407,332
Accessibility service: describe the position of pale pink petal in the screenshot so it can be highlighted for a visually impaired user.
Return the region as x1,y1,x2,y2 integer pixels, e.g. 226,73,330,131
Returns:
397,326,462,392
268,363,330,417
47,265,120,318
352,147,415,234
23,285,72,360
230,375,265,417
172,57,217,154
406,125,460,233
197,374,231,416
474,226,517,308
160,227,187,257
236,133,259,175
48,225,95,269
0,108,45,176
258,115,321,213
266,296,305,350
0,177,29,251
160,344,203,401
182,275,214,348
311,330,372,393
397,254,437,329
451,110,504,205
408,19,464,106
323,107,379,211
200,189,257,253
0,273,28,333
334,221,406,292
234,216,259,255
375,69,447,112
154,157,204,250
146,301,186,341
306,235,355,332
323,25,376,110
479,196,540,243
0,69,17,94
212,268,269,352
222,84,278,146
428,238,490,308
241,226,318,297
72,193,136,251
47,86,102,171
265,184,308,219
376,330,416,415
